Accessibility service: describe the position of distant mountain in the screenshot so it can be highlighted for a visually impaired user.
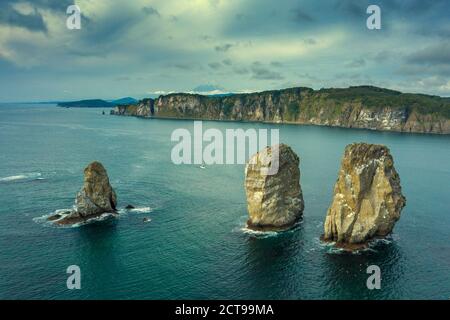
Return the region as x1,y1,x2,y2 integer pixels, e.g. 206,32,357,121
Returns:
57,97,137,108
58,99,113,108
110,97,138,105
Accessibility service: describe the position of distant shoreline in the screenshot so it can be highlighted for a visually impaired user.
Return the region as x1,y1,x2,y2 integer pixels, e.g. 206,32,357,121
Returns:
110,85,450,135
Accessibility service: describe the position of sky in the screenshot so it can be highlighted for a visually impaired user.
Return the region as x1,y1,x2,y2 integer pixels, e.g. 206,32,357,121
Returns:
0,0,449,102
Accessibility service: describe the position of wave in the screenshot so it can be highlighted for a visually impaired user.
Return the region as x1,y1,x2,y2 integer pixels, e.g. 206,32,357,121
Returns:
235,218,303,239
33,210,66,225
0,172,43,182
240,226,280,238
322,235,394,255
34,209,116,228
128,206,152,214
117,206,152,214
68,213,116,228
35,205,152,228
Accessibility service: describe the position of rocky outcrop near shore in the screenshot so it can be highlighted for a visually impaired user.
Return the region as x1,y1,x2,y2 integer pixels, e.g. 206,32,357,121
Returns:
111,98,154,117
48,161,117,225
245,144,304,231
322,143,406,247
110,86,450,134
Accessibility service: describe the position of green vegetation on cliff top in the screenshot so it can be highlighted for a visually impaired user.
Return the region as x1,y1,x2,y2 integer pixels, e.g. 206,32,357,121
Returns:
320,86,450,118
161,86,450,118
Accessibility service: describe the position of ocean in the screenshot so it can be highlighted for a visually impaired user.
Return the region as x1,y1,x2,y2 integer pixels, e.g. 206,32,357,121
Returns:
0,103,449,299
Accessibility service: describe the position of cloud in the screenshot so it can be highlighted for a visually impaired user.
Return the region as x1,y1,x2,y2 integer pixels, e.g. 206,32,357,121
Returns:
1,0,450,101
142,6,161,17
191,84,225,94
173,63,199,70
406,42,450,65
333,0,366,18
114,76,131,81
233,67,249,75
0,2,47,33
251,64,284,80
372,50,392,63
270,61,283,67
346,58,366,68
303,38,317,45
208,62,222,69
222,58,232,66
78,7,146,47
214,43,233,52
292,8,314,23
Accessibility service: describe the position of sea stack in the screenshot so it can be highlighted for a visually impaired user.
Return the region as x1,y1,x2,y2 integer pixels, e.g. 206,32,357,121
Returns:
74,161,117,216
49,161,117,225
323,143,406,248
245,144,304,231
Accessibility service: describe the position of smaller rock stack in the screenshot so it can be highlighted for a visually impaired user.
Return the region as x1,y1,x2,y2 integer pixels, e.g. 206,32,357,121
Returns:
48,161,117,225
323,143,406,248
245,144,304,231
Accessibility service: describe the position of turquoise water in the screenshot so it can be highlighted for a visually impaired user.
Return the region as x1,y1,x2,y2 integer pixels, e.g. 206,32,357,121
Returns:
0,104,449,299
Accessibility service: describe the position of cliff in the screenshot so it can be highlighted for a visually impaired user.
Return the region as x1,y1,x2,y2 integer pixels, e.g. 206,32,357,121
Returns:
110,86,450,134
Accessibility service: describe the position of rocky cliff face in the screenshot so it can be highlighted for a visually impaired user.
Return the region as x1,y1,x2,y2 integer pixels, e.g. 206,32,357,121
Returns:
323,143,406,247
111,98,154,117
245,144,304,231
48,161,117,225
74,161,117,217
110,86,450,134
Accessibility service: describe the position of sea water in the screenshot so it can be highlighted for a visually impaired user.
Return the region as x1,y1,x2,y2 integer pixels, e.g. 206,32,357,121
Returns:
0,103,449,299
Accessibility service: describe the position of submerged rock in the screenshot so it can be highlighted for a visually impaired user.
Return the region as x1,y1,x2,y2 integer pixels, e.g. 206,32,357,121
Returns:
245,144,304,231
323,143,406,248
48,161,117,225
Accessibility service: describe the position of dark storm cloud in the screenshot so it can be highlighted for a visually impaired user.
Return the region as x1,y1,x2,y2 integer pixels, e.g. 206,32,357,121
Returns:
406,42,450,65
78,7,148,47
0,0,75,33
396,64,450,77
28,0,73,11
0,2,47,32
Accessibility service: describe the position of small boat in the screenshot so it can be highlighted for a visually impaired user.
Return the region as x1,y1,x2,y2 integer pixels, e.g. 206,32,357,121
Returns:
143,217,151,223
199,162,206,169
